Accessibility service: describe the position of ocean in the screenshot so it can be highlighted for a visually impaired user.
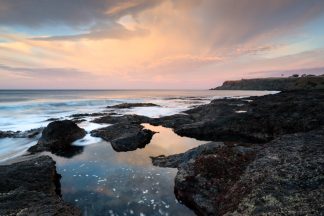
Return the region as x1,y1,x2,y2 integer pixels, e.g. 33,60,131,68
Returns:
0,89,275,215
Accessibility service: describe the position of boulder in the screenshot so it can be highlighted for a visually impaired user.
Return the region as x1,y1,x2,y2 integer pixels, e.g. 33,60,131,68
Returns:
0,156,80,215
107,103,160,109
28,120,86,154
91,123,155,152
151,143,256,215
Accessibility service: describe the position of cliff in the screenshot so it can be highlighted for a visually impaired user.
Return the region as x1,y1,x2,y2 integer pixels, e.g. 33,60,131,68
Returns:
212,75,324,90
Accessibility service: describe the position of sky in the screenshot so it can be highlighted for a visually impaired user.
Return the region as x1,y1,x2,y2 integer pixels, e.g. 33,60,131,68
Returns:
0,0,324,89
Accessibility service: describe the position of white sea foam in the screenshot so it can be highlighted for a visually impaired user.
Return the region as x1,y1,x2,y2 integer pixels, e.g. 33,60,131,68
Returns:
72,121,110,146
0,138,37,162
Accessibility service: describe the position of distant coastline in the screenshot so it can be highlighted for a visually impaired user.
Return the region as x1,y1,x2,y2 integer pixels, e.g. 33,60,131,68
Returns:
212,74,324,90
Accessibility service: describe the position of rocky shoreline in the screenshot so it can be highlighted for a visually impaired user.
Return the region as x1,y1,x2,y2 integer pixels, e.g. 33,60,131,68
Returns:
0,90,323,215
149,90,324,215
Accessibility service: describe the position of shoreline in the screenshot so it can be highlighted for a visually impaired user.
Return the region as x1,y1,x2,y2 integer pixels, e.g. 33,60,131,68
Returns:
0,89,323,215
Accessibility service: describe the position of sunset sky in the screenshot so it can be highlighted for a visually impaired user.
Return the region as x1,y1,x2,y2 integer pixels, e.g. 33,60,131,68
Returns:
0,0,324,89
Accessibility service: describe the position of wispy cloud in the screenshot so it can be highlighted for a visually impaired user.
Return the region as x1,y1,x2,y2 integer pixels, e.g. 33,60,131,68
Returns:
148,54,222,68
33,25,149,41
234,45,284,56
0,64,88,78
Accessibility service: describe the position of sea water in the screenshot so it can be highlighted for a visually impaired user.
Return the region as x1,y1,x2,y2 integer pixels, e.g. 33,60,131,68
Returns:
0,90,276,215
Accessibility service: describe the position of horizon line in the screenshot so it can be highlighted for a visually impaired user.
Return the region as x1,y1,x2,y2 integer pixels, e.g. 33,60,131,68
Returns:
0,88,212,91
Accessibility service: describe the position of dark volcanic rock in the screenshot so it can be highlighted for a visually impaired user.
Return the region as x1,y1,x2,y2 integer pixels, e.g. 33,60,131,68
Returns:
91,123,156,152
92,114,151,124
28,120,86,154
70,112,109,118
173,90,324,142
149,114,195,128
94,91,324,143
92,113,193,128
151,142,224,168
0,128,43,139
45,117,62,122
152,128,324,215
149,90,324,215
152,143,256,215
107,102,160,109
0,130,16,138
0,156,80,215
71,117,87,123
225,128,324,215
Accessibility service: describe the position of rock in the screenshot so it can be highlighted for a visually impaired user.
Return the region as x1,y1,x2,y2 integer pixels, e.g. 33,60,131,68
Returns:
173,90,324,143
225,128,324,215
69,112,109,118
107,103,160,109
152,142,256,215
71,118,86,123
45,117,62,122
149,90,324,215
0,130,16,138
0,156,80,215
151,142,224,168
149,114,195,128
152,128,324,215
91,123,156,152
28,120,86,154
92,91,324,144
17,128,43,138
92,114,151,124
0,128,43,139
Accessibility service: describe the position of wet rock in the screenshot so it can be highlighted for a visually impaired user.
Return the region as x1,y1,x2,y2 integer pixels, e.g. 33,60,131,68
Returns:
175,147,256,216
225,128,324,215
45,117,62,122
148,90,324,215
70,112,109,118
0,156,80,215
149,114,195,128
0,130,16,138
107,102,160,109
152,143,256,215
0,128,43,139
174,90,324,142
151,142,224,168
94,91,324,144
91,123,156,152
92,114,151,124
18,128,43,138
71,118,86,123
153,128,324,215
28,120,86,154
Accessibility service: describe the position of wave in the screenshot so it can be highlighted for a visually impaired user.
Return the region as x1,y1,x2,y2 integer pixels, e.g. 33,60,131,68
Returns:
0,99,126,111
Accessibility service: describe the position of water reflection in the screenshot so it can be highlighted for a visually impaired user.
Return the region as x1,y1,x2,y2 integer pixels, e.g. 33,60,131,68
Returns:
48,124,207,216
51,145,85,158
